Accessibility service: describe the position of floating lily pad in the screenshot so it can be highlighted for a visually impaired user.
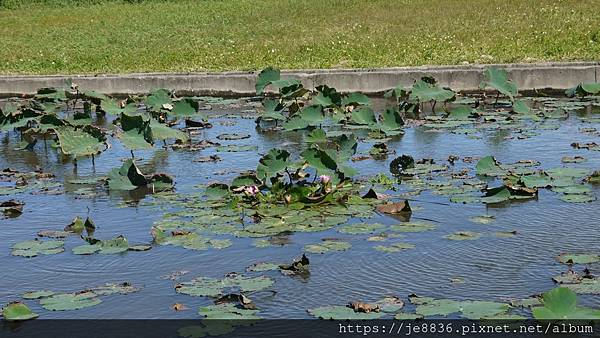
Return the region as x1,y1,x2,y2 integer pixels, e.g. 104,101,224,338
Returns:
216,145,258,152
390,221,436,233
11,239,64,257
560,194,596,203
23,290,55,300
246,262,280,272
374,242,415,253
2,302,38,321
308,305,383,320
304,240,351,254
445,231,482,241
557,253,600,264
411,295,510,319
199,303,260,320
469,215,495,224
176,274,274,297
216,133,251,140
40,292,102,311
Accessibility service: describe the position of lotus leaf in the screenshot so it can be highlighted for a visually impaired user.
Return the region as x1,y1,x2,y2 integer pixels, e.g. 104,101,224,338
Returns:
11,239,64,257
532,287,600,319
2,302,38,321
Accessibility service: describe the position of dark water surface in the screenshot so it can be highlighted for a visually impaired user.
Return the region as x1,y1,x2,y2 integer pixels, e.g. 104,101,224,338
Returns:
1,97,599,319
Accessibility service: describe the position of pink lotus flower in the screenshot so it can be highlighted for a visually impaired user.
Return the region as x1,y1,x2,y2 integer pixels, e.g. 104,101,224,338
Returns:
319,175,331,184
243,185,259,196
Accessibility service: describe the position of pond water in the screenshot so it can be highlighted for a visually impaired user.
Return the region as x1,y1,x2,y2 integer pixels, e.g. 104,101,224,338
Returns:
1,94,600,320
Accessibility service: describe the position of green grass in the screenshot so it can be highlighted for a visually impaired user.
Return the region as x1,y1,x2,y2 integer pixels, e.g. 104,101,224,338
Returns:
1,0,599,75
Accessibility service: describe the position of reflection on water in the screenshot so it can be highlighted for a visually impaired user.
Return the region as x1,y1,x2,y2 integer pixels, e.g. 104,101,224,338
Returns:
0,98,599,319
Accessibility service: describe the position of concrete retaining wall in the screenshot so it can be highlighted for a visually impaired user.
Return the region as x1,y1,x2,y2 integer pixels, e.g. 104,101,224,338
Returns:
0,62,597,97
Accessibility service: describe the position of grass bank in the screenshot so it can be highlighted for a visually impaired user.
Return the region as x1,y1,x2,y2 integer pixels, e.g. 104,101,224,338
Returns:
0,0,599,74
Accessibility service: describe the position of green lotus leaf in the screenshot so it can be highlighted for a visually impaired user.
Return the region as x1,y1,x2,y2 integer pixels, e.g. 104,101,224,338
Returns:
351,106,377,125
306,128,327,143
409,79,455,103
246,262,281,272
480,67,518,99
39,291,102,311
313,85,342,107
172,98,202,118
512,99,530,114
560,194,596,203
199,303,260,320
260,99,285,121
460,301,511,320
150,119,188,142
390,221,436,233
144,88,172,111
374,242,415,253
445,231,482,241
476,156,505,176
520,172,551,188
446,105,475,120
256,148,291,181
107,159,148,191
255,67,280,95
55,126,107,157
215,145,258,152
469,215,495,224
308,305,383,320
380,108,405,131
557,253,600,264
205,183,230,199
100,98,138,116
282,116,310,131
532,287,600,319
342,92,370,106
117,113,154,150
564,278,600,294
301,147,338,172
553,185,592,194
23,291,55,300
2,302,38,321
92,282,139,296
566,82,600,97
304,240,351,254
11,239,64,257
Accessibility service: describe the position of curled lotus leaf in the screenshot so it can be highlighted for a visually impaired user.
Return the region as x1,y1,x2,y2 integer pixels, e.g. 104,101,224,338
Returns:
476,156,505,176
479,67,518,99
